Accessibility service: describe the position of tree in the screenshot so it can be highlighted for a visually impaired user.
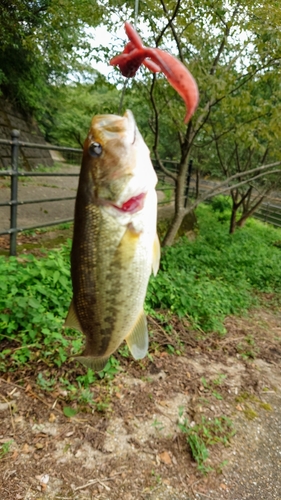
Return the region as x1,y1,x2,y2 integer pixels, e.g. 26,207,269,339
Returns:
198,74,281,233
0,0,103,116
42,75,122,147
106,0,281,245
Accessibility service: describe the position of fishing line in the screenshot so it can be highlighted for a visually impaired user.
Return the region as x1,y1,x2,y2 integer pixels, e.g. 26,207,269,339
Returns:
118,0,140,114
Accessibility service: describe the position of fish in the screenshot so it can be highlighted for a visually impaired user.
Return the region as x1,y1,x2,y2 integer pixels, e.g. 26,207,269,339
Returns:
110,22,199,124
65,110,160,371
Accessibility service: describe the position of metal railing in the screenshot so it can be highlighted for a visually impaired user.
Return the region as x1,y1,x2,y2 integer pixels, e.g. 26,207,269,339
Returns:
0,130,82,256
1,129,281,256
254,201,281,228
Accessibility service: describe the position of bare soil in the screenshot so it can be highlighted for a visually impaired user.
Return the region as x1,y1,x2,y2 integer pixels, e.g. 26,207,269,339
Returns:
1,306,281,500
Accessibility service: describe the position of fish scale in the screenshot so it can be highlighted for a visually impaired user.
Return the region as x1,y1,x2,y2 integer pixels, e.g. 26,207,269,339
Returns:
65,110,160,371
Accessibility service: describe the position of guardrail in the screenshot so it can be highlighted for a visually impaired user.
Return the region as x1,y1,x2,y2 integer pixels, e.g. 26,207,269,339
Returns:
254,201,281,228
0,130,82,256
1,129,281,256
0,130,183,256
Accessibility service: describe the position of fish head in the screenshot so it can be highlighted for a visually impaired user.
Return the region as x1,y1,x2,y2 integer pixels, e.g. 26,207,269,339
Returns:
82,110,157,215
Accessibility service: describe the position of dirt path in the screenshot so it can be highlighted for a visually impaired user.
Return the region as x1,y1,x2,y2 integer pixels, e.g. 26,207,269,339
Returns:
0,164,80,232
0,164,173,234
1,308,281,500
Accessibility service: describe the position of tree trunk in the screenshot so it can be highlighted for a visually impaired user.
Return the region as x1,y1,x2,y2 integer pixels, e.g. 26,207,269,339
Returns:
195,168,200,199
229,204,238,234
162,166,189,246
162,207,187,246
236,196,265,228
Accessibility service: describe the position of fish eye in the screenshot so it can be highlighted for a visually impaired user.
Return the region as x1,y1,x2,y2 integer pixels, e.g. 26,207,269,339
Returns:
89,142,102,157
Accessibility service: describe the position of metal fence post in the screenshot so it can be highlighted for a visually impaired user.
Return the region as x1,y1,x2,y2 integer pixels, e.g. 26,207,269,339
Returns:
10,129,20,256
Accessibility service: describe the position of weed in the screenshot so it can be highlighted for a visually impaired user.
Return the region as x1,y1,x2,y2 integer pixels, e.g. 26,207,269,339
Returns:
178,413,235,474
243,404,258,420
98,357,120,380
37,372,56,392
0,441,13,459
200,376,226,400
76,369,97,388
235,392,272,413
147,204,281,333
152,418,164,431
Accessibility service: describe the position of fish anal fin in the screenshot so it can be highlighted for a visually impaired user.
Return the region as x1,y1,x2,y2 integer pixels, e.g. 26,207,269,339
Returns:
152,233,161,276
64,300,82,332
125,310,148,360
73,355,109,372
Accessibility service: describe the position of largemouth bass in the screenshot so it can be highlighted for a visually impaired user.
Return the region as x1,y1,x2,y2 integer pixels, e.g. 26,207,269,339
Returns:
65,110,160,371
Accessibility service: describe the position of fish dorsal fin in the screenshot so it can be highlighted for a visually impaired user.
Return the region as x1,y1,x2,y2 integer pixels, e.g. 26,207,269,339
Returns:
64,300,82,332
125,310,148,360
152,233,161,276
73,355,109,372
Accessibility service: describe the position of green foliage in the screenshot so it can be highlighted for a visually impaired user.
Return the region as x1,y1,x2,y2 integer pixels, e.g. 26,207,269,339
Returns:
146,204,281,332
0,242,73,368
63,406,78,418
0,441,13,459
210,196,232,214
42,79,121,147
178,412,235,473
0,0,104,116
1,204,281,378
97,356,121,380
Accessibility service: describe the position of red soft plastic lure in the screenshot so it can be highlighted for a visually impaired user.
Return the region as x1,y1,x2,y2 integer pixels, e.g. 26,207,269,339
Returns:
110,22,199,123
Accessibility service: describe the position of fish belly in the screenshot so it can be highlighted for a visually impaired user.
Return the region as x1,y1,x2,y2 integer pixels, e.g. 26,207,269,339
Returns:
71,202,153,358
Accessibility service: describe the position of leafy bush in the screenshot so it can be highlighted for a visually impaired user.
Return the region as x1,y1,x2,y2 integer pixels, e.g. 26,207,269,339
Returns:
0,241,74,368
146,204,281,332
1,204,281,374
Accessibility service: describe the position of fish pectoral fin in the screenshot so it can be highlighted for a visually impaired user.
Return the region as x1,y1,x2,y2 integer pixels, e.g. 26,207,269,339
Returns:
152,233,161,276
64,300,82,332
73,355,109,372
125,310,148,360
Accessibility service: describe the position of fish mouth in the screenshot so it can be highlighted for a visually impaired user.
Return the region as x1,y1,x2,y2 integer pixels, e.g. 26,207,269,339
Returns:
112,192,146,214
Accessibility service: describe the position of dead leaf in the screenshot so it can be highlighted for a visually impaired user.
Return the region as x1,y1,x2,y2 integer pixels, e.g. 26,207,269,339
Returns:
22,443,29,454
220,483,228,490
35,442,44,449
159,451,172,465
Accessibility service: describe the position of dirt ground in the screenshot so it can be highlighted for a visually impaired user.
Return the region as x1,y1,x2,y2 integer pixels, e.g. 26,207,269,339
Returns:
1,306,281,500
1,166,281,499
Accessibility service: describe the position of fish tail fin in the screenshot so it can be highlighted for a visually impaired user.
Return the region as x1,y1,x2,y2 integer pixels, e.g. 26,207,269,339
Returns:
73,354,109,372
125,310,148,360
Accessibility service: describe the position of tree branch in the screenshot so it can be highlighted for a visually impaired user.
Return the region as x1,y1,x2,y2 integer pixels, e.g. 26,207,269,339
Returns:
156,0,184,61
209,3,240,75
149,74,177,181
181,161,281,215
